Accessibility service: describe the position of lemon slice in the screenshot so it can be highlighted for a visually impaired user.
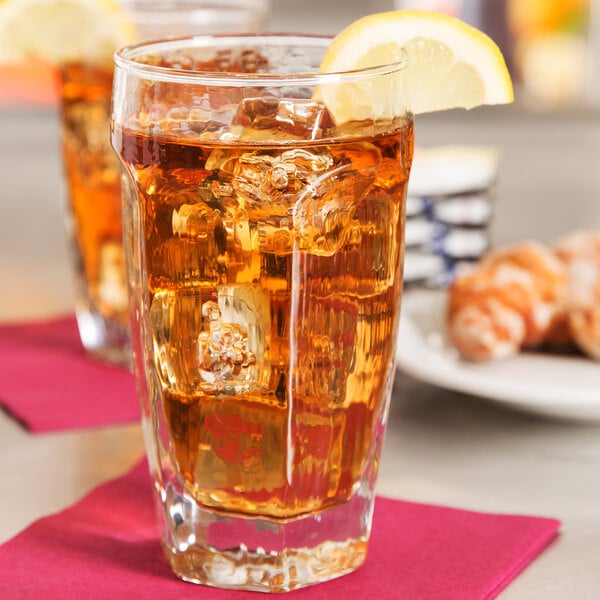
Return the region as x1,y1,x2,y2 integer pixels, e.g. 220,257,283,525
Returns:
0,0,135,65
318,10,513,120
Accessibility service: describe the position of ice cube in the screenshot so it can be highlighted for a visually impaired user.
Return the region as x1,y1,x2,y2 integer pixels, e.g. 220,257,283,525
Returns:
197,299,257,388
150,289,201,393
231,97,339,141
258,216,293,254
171,202,220,239
291,159,378,256
216,284,270,366
288,141,382,256
217,147,333,212
196,285,271,394
149,287,270,396
293,191,354,256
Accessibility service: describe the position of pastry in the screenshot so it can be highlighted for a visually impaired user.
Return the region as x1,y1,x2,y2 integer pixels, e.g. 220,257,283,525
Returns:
447,241,568,360
553,231,600,360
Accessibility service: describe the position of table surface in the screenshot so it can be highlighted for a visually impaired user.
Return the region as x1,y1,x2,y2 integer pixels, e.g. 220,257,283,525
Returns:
1,105,600,599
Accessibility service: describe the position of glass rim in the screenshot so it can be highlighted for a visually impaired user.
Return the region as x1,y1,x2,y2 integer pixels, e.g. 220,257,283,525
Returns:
113,33,407,87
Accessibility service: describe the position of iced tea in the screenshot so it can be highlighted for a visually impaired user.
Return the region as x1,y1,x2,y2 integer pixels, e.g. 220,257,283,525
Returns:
112,34,412,592
116,115,412,518
60,63,129,362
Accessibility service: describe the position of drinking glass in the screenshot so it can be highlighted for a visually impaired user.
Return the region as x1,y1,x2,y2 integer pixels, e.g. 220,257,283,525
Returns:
59,0,270,366
111,33,413,592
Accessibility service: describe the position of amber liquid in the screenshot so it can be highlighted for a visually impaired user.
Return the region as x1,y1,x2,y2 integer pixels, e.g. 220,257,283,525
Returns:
59,64,128,326
115,117,413,519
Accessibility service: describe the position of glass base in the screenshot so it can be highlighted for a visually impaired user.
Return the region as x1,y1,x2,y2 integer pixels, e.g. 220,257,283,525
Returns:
75,310,131,368
159,484,373,593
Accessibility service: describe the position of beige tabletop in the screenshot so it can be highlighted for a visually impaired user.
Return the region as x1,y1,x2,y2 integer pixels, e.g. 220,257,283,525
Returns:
1,103,600,599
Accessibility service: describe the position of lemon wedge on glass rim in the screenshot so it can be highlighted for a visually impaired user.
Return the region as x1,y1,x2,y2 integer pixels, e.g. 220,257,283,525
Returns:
316,10,514,121
0,0,135,65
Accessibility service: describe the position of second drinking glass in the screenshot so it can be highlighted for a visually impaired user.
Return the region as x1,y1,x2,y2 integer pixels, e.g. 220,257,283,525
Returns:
59,0,270,366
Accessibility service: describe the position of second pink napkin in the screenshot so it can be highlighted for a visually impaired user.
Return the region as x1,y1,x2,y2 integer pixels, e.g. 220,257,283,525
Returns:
0,316,138,432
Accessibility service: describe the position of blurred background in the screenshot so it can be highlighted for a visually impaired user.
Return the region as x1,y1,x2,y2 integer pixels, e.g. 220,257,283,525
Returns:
2,0,599,110
2,0,600,316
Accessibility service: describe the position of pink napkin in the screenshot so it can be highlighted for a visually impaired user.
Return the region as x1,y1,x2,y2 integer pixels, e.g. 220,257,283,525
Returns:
0,460,560,599
0,316,138,432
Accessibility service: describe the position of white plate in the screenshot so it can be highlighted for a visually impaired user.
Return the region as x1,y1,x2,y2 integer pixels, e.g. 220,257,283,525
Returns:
395,289,600,422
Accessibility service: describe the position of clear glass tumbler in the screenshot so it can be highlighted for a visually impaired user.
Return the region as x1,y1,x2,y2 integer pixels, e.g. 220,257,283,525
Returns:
59,0,270,367
111,33,413,592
